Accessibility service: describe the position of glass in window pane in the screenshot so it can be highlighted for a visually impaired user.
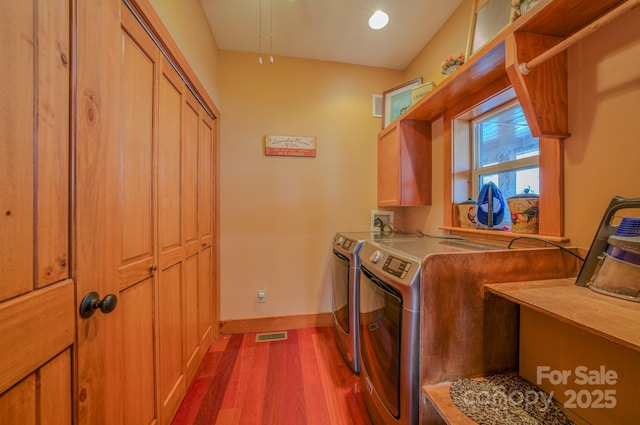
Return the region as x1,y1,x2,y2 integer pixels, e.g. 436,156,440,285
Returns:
479,167,539,200
476,106,538,168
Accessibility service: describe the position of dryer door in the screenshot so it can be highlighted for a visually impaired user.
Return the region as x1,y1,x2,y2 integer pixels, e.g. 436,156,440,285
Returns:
332,250,351,333
359,265,402,418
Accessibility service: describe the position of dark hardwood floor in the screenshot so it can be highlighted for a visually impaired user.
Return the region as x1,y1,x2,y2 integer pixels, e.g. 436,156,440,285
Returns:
171,327,373,425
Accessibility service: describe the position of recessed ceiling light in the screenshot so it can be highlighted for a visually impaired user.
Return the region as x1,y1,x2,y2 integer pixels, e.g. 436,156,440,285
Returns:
368,10,389,30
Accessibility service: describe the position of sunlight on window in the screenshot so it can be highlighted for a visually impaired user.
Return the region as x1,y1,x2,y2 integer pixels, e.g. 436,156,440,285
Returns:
474,102,539,201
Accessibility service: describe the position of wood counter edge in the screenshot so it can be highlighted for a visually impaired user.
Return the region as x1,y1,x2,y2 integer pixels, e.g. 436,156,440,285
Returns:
484,279,640,352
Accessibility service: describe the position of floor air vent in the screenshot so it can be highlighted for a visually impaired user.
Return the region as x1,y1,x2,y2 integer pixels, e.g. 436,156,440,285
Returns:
255,331,288,342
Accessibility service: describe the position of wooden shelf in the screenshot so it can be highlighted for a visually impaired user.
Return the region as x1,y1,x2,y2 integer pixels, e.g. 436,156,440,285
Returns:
399,0,627,135
515,0,627,37
403,38,508,123
485,279,640,352
439,226,570,244
423,383,477,425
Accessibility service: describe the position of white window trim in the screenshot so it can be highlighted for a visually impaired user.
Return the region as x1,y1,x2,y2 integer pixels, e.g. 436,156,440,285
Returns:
470,100,539,198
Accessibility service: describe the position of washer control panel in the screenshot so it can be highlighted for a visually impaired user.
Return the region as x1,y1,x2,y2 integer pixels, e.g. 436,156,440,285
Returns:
382,255,411,279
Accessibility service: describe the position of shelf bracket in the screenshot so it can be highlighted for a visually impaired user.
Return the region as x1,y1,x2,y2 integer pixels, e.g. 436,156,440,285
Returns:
505,32,569,139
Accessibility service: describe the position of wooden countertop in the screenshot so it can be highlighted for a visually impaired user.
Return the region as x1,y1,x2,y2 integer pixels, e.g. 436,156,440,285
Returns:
485,279,640,352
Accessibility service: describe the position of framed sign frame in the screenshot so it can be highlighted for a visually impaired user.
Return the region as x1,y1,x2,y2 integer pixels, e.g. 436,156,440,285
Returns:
466,0,512,58
382,77,423,129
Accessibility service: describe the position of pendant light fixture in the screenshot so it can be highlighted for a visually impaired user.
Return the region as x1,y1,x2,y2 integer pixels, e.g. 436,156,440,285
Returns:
368,10,389,30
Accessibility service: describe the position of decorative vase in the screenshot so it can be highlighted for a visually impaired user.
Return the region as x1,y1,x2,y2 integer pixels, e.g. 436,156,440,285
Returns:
457,199,478,228
442,64,459,76
519,0,540,15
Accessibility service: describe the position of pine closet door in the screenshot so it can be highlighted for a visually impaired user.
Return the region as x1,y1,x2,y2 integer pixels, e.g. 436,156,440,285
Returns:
119,3,217,424
118,5,160,425
0,0,74,422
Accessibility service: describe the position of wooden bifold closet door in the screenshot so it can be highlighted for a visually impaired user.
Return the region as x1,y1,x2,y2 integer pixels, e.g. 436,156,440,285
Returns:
1,1,216,424
120,4,216,424
0,0,75,423
119,6,159,425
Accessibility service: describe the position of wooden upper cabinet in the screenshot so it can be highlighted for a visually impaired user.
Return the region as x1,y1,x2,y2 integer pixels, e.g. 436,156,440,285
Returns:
378,120,432,206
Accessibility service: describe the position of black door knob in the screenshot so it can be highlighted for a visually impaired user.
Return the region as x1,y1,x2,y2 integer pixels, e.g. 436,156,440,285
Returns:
79,291,118,318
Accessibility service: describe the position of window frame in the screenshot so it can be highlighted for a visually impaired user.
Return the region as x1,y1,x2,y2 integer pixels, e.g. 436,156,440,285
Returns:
445,88,565,238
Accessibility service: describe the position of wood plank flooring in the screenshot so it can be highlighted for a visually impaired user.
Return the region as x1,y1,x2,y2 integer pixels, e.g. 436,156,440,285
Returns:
171,327,373,425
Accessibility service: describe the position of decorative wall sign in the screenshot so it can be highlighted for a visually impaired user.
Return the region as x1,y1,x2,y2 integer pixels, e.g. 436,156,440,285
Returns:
411,81,436,105
264,135,316,157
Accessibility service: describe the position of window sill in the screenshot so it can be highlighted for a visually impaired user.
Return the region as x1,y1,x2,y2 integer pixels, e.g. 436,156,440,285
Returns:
439,226,570,245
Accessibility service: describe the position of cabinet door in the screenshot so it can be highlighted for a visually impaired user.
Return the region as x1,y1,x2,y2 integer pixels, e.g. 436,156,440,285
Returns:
199,113,215,344
158,55,186,424
119,7,159,424
377,120,432,206
183,92,201,382
378,124,402,205
75,0,123,422
0,1,74,423
184,96,217,382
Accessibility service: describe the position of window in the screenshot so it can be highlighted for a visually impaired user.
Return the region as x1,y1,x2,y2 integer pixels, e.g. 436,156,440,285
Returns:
472,101,539,201
449,90,563,237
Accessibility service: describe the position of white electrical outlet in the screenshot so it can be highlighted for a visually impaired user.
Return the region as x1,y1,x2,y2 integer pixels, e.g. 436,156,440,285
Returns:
257,290,266,303
371,210,394,232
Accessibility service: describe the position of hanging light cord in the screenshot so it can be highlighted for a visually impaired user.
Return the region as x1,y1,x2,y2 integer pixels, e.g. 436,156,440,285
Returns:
258,0,263,64
269,0,274,63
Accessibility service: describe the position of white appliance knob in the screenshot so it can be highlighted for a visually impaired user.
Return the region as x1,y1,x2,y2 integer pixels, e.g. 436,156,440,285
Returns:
336,236,344,246
369,250,382,263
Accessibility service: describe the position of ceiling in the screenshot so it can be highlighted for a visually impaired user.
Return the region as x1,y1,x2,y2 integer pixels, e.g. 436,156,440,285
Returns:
200,0,464,70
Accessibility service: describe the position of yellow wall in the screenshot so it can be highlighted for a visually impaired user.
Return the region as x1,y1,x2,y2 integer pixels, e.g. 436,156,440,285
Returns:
394,0,477,238
148,1,639,320
564,9,640,248
216,52,400,320
147,0,221,104
404,0,475,86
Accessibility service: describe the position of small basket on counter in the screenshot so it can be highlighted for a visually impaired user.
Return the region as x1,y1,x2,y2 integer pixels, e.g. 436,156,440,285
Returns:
507,191,539,233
